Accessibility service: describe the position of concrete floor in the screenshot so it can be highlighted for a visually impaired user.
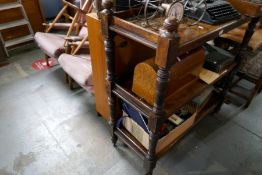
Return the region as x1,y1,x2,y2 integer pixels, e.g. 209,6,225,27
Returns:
0,47,261,175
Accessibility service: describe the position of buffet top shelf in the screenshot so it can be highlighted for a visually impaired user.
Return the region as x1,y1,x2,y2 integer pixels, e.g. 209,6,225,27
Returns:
111,15,249,53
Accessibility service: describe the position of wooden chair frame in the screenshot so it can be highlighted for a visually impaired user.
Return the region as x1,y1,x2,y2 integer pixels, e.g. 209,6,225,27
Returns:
40,0,92,66
64,36,90,90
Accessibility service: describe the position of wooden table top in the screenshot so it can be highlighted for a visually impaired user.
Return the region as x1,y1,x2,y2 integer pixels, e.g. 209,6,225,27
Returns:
110,14,249,54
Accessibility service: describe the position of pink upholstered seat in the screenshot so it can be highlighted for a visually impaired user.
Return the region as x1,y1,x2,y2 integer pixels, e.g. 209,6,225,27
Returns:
34,33,66,58
58,53,93,91
34,23,89,58
34,0,91,60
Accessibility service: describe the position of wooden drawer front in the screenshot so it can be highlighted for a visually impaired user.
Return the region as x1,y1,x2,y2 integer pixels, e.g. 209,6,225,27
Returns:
1,25,30,41
0,8,23,24
22,0,44,32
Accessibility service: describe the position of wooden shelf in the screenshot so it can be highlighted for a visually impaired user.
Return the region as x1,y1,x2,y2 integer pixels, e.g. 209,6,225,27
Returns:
194,94,220,123
113,63,236,119
164,62,236,117
0,19,29,30
115,127,147,158
111,15,249,54
0,2,21,11
117,92,219,159
5,35,34,47
156,93,219,158
113,84,153,118
95,3,258,173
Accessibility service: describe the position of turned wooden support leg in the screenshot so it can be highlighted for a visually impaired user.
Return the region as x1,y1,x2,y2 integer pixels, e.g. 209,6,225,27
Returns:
45,54,50,67
145,67,171,175
108,92,118,147
144,17,180,175
101,0,118,147
144,132,158,175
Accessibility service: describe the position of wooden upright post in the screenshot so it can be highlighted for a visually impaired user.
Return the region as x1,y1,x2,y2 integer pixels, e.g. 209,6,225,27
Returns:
101,0,118,146
145,17,180,175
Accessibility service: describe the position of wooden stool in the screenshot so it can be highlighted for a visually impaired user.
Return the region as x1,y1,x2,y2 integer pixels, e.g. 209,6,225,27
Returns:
230,51,262,108
214,20,262,108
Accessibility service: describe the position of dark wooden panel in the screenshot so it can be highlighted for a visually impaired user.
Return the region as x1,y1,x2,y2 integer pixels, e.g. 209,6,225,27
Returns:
0,8,23,24
0,0,17,3
22,0,45,32
1,25,30,41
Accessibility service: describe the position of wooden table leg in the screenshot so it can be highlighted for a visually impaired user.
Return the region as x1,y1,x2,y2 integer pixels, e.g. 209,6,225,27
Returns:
101,0,118,147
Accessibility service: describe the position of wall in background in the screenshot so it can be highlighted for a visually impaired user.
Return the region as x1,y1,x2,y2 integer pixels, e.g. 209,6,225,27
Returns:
39,0,62,19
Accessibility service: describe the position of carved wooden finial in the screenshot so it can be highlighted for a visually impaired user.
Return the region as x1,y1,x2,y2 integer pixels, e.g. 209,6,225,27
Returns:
102,0,113,9
163,16,179,33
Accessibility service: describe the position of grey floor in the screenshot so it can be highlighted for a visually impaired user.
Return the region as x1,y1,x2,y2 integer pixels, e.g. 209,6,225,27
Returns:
0,47,261,175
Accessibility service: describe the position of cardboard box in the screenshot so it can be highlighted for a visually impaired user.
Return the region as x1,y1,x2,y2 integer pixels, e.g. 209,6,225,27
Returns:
122,112,197,154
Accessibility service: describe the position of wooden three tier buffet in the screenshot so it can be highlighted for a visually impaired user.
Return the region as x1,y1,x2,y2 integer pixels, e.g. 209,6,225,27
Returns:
87,0,262,174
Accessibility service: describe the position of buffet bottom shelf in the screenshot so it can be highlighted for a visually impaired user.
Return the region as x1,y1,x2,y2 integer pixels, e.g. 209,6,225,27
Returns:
115,93,219,159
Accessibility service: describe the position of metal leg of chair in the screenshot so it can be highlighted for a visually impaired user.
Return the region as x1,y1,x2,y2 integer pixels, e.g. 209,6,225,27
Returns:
45,54,50,67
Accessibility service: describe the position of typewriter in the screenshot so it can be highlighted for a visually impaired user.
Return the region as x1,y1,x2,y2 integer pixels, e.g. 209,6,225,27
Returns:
184,0,241,24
